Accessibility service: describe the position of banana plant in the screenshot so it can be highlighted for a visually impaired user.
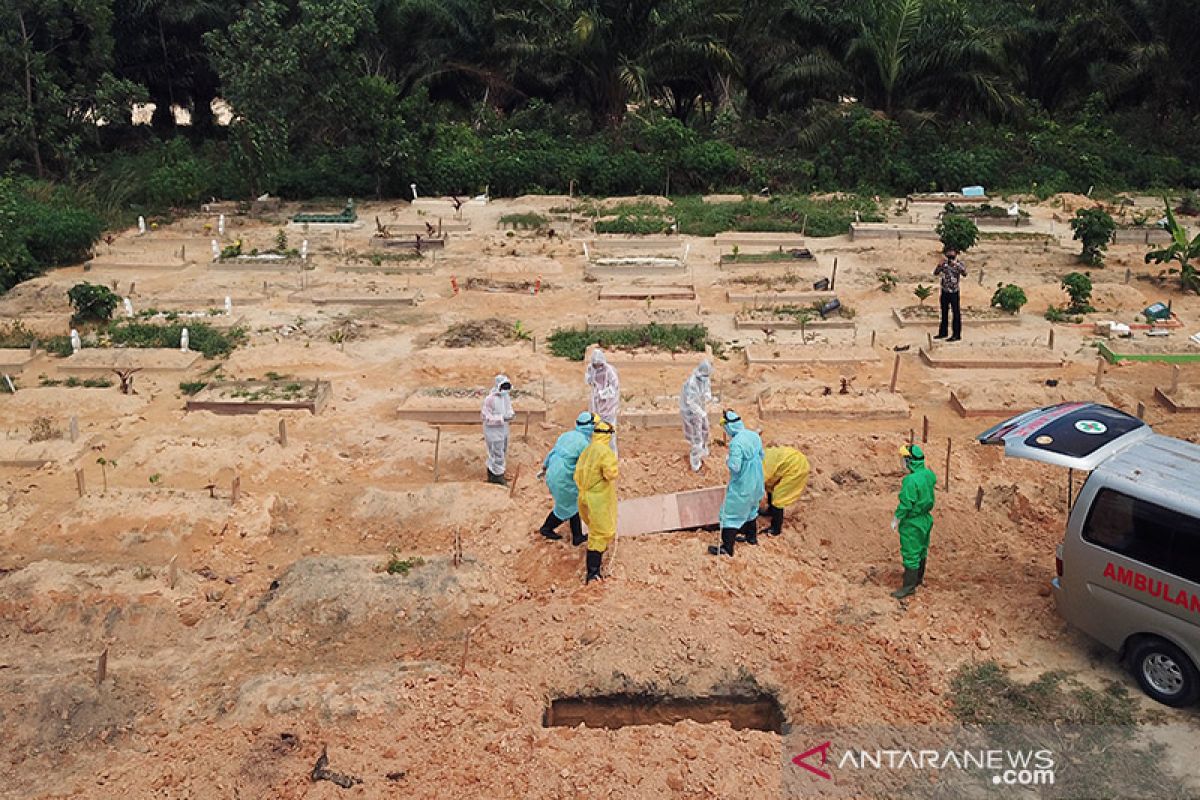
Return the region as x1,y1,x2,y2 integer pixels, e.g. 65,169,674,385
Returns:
1145,198,1200,293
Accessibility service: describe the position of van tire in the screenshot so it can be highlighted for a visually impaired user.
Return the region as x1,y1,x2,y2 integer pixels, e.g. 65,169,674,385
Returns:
1128,638,1200,707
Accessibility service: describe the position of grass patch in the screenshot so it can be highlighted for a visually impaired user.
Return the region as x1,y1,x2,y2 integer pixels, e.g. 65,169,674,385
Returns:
0,322,39,349
547,323,713,361
38,375,113,388
978,231,1056,244
673,194,881,237
380,553,424,576
720,250,812,264
179,380,208,396
105,320,246,358
499,212,549,230
950,661,1188,798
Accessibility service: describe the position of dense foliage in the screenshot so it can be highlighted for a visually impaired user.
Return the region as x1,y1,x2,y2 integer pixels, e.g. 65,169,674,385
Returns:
0,179,102,292
67,282,119,324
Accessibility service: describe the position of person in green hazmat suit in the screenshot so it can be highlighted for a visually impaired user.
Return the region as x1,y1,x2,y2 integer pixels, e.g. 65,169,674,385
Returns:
891,444,936,598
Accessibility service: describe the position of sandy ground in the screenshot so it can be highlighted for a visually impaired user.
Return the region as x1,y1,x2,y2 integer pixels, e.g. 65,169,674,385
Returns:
1,194,1199,798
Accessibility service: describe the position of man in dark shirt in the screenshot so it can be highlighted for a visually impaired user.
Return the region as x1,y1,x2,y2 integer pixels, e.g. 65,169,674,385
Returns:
933,248,967,341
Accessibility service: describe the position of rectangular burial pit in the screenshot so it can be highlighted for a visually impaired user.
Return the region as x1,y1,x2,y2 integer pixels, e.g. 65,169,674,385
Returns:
396,388,546,426
185,380,331,415
949,383,1110,418
599,285,695,301
1153,386,1200,414
918,346,1064,370
745,344,879,366
544,692,785,733
892,307,1021,329
757,385,910,420
59,349,202,374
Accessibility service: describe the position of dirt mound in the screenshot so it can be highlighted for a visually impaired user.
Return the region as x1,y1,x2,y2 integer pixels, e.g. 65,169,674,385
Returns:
439,318,519,348
354,484,513,528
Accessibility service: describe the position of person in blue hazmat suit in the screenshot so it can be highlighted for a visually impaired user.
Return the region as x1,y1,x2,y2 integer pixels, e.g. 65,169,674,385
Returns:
708,409,765,557
537,412,595,546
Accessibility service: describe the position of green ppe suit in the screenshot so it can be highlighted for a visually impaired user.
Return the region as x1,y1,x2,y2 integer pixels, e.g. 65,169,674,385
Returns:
895,452,936,570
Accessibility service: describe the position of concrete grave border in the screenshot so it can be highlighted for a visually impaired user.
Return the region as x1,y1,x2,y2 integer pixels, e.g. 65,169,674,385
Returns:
918,347,1064,370
186,380,332,415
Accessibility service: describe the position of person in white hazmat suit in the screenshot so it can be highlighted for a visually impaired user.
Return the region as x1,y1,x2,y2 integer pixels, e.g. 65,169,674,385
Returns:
585,348,620,454
481,374,515,485
679,360,714,471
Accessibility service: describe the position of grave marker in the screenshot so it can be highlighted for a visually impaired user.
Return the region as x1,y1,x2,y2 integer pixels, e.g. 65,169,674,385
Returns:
75,468,85,496
138,216,146,235
279,419,288,447
123,298,134,318
69,416,79,442
231,475,241,505
889,353,901,393
70,329,81,353
180,328,190,353
95,648,108,686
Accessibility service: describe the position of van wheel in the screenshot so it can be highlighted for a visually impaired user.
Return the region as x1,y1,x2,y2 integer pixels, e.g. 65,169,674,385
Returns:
1129,639,1200,707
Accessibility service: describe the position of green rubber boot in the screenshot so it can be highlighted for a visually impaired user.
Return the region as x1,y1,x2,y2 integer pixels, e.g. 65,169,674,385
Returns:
891,567,920,599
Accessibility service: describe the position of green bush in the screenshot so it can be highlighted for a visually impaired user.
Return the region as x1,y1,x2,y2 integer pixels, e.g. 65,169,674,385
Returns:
990,283,1028,314
1,179,104,293
547,324,711,361
1070,208,1116,266
936,215,979,252
68,283,120,324
1061,272,1095,313
106,320,246,358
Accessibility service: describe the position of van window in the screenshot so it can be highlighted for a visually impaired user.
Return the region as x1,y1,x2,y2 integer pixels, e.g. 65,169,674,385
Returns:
1083,489,1200,583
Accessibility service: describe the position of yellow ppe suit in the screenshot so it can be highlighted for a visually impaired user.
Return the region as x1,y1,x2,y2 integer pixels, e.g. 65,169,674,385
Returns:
764,447,810,509
574,428,619,553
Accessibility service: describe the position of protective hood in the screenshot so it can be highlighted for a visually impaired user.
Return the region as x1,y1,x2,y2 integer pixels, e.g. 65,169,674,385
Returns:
576,411,597,430
591,349,607,367
592,420,615,444
900,444,925,472
491,374,511,394
723,410,745,436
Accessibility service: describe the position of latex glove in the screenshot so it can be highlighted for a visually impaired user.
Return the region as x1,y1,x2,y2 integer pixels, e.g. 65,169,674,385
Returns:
891,516,899,532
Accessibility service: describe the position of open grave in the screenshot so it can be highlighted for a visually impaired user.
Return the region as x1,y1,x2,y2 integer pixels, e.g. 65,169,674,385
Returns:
598,285,695,301
756,383,910,420
892,305,1021,328
948,381,1112,418
59,348,202,375
744,344,879,366
184,379,332,415
544,692,785,734
918,344,1064,369
396,387,547,425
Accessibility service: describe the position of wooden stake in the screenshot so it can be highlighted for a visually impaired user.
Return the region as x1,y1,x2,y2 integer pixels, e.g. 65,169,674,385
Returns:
1094,358,1104,388
1048,329,1055,350
909,428,915,445
870,330,877,348
523,412,531,442
433,427,442,482
508,465,521,498
975,485,984,511
69,416,79,443
167,555,178,589
1136,401,1146,420
231,475,241,505
95,648,108,687
889,353,901,393
1124,267,1132,284
1171,365,1180,394
830,258,838,291
75,468,86,497
926,332,934,351
541,376,547,402
943,439,952,491
922,415,929,444
278,419,288,447
459,629,472,676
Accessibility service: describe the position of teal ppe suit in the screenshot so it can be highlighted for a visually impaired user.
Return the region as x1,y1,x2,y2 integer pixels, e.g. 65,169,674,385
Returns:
709,411,764,557
538,413,594,545
892,444,936,598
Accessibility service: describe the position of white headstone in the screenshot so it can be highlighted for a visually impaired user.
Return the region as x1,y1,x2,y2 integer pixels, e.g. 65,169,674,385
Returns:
211,239,220,261
180,328,190,353
137,216,146,235
300,239,308,261
410,183,419,201
123,298,134,317
70,329,82,353
218,213,226,236
224,296,232,316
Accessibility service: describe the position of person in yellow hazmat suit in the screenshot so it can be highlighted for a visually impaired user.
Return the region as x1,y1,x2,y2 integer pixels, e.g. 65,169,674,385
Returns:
574,420,619,583
761,446,810,537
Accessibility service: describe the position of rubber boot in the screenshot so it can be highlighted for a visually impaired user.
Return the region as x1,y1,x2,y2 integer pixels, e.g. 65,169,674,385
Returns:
741,519,759,546
891,567,920,599
539,510,563,540
764,506,785,537
569,514,586,547
487,469,507,486
585,549,603,583
917,557,927,585
708,528,737,557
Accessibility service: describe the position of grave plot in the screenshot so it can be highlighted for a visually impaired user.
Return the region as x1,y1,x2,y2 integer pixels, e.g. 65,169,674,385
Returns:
616,486,725,536
907,192,991,205
185,379,331,415
719,249,816,268
918,345,1064,369
734,306,855,331
714,232,807,251
466,276,549,295
289,200,361,228
59,348,202,375
744,344,879,366
126,310,247,330
850,223,941,241
210,254,305,272
289,288,420,307
948,382,1110,418
726,290,833,304
1112,227,1173,245
338,250,434,274
1153,384,1200,414
396,387,546,425
621,396,721,429
598,284,695,301
587,308,703,332
892,305,1021,328
585,256,687,278
583,344,713,370
380,220,470,235
756,383,910,420
86,255,191,271
0,435,92,468
1098,339,1200,364
0,349,38,374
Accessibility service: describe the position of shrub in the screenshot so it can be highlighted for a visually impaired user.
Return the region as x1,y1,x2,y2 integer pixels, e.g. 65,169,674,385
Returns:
936,214,979,253
1070,208,1116,266
914,284,933,306
990,283,1027,314
106,320,245,358
68,283,120,324
1061,272,1095,313
547,324,711,361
